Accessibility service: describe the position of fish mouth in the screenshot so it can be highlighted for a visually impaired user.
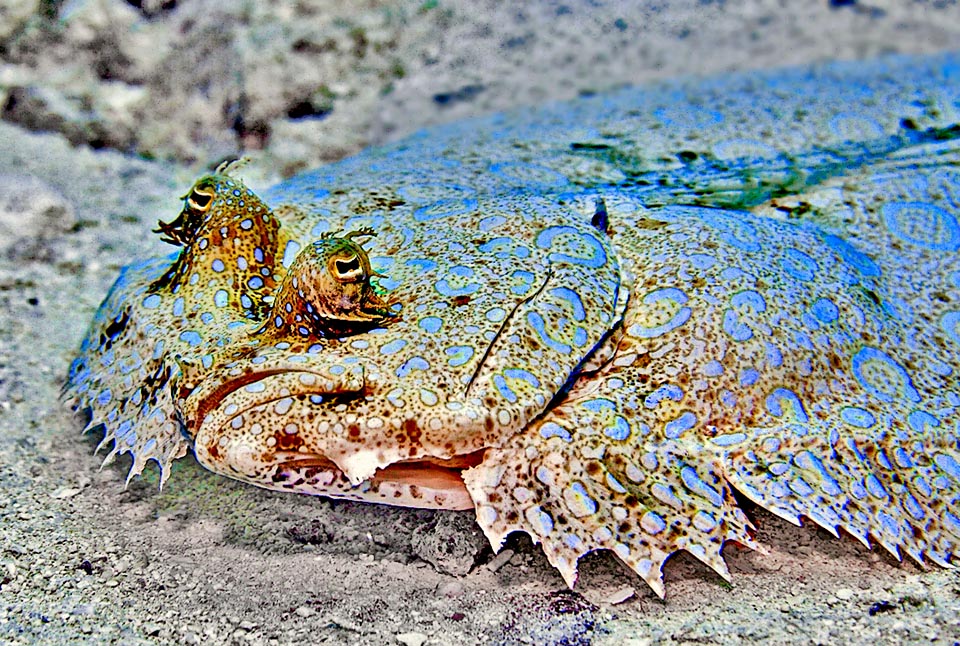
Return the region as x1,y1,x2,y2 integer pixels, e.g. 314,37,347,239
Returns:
186,365,485,510
267,450,486,510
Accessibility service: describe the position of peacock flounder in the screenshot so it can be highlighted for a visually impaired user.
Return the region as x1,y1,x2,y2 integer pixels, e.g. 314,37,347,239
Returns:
66,53,960,597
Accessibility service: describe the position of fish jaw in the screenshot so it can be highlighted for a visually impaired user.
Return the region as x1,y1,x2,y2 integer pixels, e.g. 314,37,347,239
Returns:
184,354,490,509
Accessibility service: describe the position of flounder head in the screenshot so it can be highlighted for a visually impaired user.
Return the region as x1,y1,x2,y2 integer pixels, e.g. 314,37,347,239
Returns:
67,165,625,510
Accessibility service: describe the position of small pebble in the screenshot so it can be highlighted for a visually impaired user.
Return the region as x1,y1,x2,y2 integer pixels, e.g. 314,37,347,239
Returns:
604,586,636,605
438,581,464,597
835,589,854,601
51,487,81,499
294,605,316,618
396,632,428,646
485,549,515,572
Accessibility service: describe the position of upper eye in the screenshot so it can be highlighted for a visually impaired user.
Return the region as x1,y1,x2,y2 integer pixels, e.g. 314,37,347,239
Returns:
333,254,364,281
187,187,215,212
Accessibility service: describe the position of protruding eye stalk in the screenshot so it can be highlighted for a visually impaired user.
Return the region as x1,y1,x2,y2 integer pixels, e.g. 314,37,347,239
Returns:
265,228,396,338
154,177,219,247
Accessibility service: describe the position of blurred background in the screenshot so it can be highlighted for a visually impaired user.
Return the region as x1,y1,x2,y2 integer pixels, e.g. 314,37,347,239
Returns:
1,0,958,180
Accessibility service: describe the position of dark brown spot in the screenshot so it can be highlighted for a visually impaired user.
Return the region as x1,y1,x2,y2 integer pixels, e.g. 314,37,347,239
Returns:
403,418,422,443
273,431,304,451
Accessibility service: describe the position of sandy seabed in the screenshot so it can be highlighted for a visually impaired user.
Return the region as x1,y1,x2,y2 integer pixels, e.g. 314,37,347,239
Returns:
2,1,960,644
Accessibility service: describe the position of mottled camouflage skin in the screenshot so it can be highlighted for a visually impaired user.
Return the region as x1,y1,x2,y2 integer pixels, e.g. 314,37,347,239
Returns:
66,52,960,596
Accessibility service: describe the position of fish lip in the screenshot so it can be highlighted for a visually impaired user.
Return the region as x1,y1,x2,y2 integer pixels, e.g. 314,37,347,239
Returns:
261,450,486,510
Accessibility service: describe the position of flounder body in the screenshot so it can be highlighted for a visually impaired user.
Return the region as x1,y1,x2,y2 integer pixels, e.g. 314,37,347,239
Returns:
66,53,960,596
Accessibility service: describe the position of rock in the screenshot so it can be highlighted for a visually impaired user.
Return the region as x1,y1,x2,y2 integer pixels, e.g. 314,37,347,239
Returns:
438,580,464,598
411,512,486,576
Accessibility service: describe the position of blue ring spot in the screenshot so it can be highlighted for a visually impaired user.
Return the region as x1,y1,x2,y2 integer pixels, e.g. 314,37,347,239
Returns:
535,226,608,269
142,294,161,309
700,211,761,253
840,406,876,428
723,290,766,342
935,453,960,482
502,367,540,389
712,433,747,446
680,466,723,507
493,375,516,403
478,215,507,232
865,474,889,499
446,345,474,367
627,287,692,339
908,410,939,433
413,197,479,223
810,297,839,324
851,346,920,404
582,398,616,413
882,201,960,252
781,248,818,282
548,287,586,321
703,360,724,377
435,266,481,297
740,368,760,387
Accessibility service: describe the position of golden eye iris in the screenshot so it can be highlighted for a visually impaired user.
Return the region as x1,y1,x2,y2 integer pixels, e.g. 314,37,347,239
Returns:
187,187,215,212
333,254,363,282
